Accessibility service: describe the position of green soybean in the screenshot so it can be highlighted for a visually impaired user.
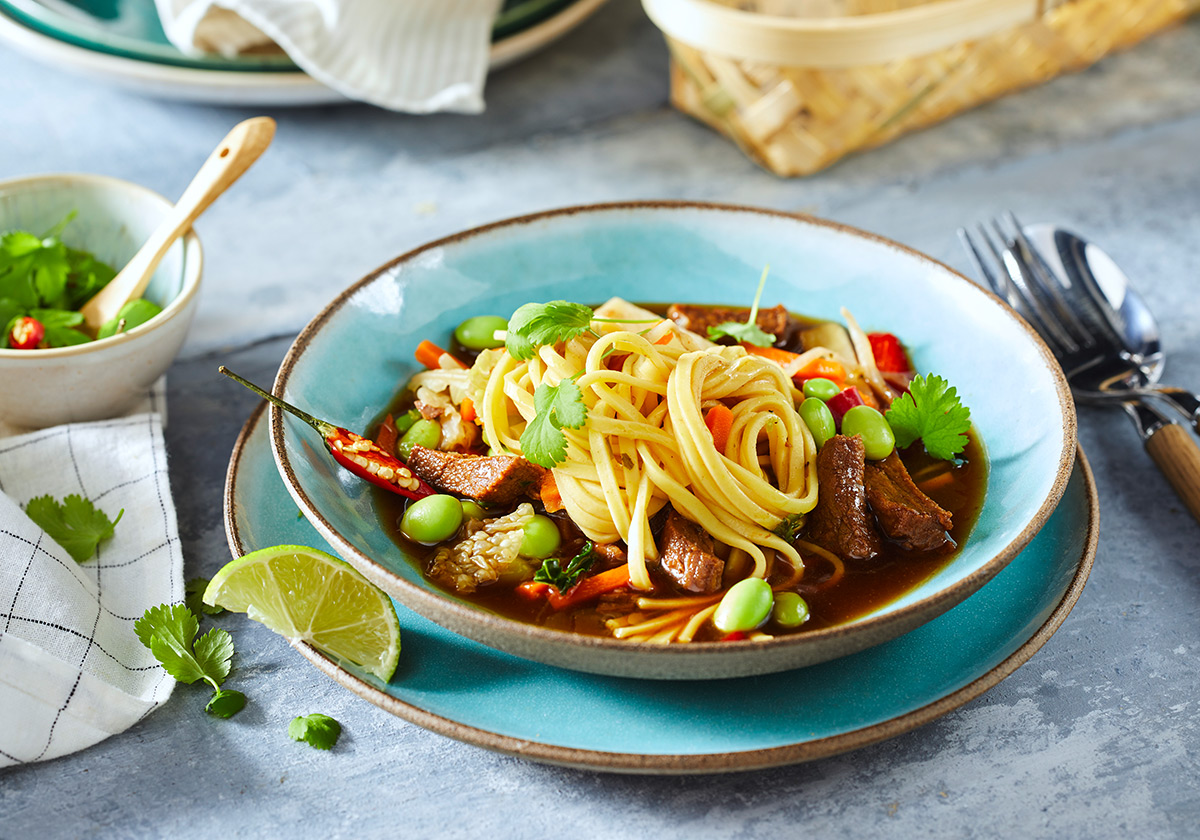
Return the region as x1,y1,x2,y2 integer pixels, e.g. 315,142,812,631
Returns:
392,408,421,437
400,494,463,544
840,405,895,460
519,515,561,559
802,377,841,401
772,592,810,628
713,578,774,634
455,315,509,350
800,398,836,450
396,419,441,461
460,500,486,520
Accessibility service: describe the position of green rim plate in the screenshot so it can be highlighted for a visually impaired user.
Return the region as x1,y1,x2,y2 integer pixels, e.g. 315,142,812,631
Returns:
0,0,580,71
225,402,1098,773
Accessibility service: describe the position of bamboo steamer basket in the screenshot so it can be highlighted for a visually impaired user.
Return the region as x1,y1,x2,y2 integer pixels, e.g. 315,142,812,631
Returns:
642,0,1200,175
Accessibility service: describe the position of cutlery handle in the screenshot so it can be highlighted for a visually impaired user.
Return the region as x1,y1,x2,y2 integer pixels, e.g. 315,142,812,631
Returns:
1144,422,1200,523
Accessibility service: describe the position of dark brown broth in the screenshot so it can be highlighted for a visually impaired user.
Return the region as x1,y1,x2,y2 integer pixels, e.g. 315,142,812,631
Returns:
372,305,988,638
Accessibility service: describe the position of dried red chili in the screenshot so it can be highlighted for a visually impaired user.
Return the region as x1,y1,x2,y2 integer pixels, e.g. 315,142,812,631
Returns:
8,316,44,350
220,367,435,501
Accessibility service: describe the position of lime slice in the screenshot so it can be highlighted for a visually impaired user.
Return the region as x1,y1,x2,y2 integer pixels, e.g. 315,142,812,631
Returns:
204,545,400,682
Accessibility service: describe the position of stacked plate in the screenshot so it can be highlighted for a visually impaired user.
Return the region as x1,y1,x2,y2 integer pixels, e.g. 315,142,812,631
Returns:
0,0,608,103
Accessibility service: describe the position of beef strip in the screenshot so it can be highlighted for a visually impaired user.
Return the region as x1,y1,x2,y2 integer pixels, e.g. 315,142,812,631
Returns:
591,542,629,571
667,303,792,344
406,447,546,506
864,452,954,552
658,509,725,594
806,435,882,561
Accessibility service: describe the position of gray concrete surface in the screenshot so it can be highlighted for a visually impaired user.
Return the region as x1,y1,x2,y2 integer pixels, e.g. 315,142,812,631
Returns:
2,1,1199,836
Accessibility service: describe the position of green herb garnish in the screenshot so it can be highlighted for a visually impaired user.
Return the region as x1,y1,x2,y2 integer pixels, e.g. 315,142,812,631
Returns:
884,373,972,460
134,603,243,718
707,266,775,347
289,714,342,750
505,301,595,361
772,513,805,541
520,376,588,467
534,542,596,592
186,577,225,617
25,494,123,563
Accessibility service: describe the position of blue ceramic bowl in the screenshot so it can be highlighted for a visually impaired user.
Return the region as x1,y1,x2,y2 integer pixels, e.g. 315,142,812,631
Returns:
270,202,1075,679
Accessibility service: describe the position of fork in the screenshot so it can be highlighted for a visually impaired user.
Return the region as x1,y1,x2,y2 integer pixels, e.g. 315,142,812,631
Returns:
958,216,1200,522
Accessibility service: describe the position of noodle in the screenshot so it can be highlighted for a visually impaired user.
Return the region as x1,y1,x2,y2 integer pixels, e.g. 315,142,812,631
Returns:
477,315,821,592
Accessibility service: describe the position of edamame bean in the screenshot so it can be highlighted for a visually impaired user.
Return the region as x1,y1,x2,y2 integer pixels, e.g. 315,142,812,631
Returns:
519,514,561,559
455,315,509,350
460,500,486,520
802,377,841,401
800,398,836,450
400,494,463,544
840,405,895,460
396,419,441,461
772,592,810,628
713,578,773,634
392,408,421,437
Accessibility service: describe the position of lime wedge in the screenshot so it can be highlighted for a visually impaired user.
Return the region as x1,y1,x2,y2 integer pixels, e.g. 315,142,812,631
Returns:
204,545,400,682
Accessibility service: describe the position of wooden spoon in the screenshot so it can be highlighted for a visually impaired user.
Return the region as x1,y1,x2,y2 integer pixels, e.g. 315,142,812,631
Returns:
80,116,276,333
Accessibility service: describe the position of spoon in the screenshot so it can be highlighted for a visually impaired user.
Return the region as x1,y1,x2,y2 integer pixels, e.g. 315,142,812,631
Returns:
79,116,276,333
1023,224,1200,426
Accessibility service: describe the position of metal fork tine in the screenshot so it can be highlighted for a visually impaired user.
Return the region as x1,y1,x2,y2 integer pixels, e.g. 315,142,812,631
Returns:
980,221,1075,356
956,227,1010,301
1005,211,1095,349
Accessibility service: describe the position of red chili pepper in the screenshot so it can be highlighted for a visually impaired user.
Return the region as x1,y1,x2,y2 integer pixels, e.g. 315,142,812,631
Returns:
826,386,865,427
8,316,44,350
721,631,748,642
867,332,912,373
220,367,435,501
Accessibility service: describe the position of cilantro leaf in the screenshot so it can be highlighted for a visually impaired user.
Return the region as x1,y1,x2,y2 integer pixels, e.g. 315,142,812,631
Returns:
505,301,594,361
25,494,123,563
134,603,235,690
289,714,342,750
884,373,972,460
772,513,804,541
534,542,596,592
708,321,774,347
206,689,246,719
520,377,588,468
186,577,225,616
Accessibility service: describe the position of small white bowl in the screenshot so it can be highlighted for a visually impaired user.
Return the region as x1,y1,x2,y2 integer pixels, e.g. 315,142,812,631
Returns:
0,173,202,430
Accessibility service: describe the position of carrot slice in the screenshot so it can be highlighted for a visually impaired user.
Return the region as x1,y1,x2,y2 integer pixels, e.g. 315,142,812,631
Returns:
515,581,551,601
794,357,846,383
415,340,466,370
548,565,631,610
461,397,477,424
705,404,734,453
743,345,799,367
540,471,564,513
653,331,674,346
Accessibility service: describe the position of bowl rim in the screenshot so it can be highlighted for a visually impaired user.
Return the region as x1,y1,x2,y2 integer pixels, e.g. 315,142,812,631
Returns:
0,171,203,360
269,200,1077,662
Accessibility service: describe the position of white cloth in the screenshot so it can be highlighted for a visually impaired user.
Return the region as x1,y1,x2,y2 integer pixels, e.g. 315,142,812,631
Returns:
0,401,183,767
154,0,504,113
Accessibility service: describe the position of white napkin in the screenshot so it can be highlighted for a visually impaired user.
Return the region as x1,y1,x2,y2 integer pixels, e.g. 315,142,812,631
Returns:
154,0,505,113
0,405,183,767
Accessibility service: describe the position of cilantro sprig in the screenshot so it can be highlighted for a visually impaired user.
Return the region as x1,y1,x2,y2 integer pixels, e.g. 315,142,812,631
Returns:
505,301,595,361
534,542,596,592
707,266,775,347
884,373,972,460
520,376,588,467
25,494,123,563
134,603,245,718
186,577,226,617
289,713,342,750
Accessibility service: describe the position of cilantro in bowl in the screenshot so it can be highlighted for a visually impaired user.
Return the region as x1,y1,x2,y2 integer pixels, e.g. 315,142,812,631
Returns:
0,211,162,349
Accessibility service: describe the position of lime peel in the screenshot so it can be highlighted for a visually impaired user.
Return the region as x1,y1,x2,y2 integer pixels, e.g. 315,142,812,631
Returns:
205,544,400,682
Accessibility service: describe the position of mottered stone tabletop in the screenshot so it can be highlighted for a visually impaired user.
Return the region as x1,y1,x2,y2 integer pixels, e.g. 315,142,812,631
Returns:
2,3,1199,837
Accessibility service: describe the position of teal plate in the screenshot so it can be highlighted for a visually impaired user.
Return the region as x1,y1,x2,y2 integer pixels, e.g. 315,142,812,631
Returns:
0,0,580,70
226,403,1098,774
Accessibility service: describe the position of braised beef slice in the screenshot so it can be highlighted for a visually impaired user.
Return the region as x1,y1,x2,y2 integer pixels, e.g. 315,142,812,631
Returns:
591,542,629,571
406,447,546,506
864,452,954,552
806,435,882,561
667,303,791,343
658,509,724,594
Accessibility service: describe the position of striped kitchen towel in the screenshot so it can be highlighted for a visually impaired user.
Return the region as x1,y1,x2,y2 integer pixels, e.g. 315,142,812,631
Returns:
154,0,504,113
0,411,183,767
